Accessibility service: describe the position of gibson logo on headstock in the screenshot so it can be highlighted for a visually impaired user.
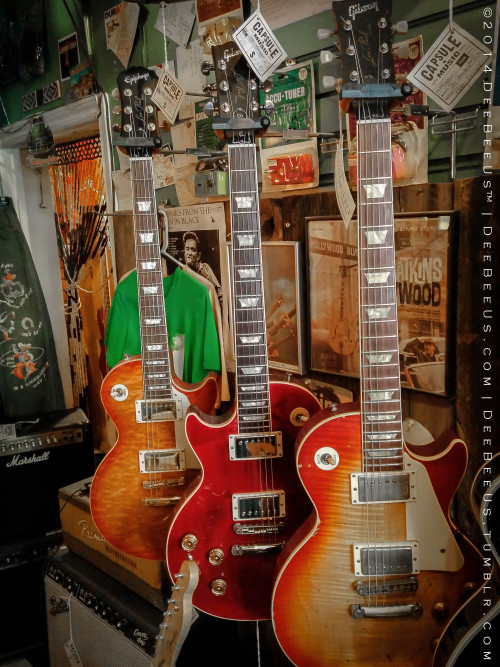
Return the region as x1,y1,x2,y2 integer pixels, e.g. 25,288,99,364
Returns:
124,72,151,85
223,47,241,62
349,2,380,20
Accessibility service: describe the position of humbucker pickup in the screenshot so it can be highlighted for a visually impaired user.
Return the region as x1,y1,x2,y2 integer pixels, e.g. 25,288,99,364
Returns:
353,541,419,576
139,448,186,473
232,491,285,521
135,398,183,423
228,432,283,460
350,471,416,504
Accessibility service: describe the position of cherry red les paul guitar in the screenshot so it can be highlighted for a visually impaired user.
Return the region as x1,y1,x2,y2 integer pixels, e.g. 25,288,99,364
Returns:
91,67,218,561
165,43,321,621
271,2,483,665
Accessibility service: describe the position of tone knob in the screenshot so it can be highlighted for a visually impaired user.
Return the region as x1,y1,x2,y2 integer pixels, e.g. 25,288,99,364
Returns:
463,581,477,597
210,579,227,596
431,602,449,620
208,548,224,566
181,534,198,552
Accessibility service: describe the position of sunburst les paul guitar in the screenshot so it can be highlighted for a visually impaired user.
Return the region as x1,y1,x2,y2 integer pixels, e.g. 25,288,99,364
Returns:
271,2,483,664
165,43,321,621
90,67,218,561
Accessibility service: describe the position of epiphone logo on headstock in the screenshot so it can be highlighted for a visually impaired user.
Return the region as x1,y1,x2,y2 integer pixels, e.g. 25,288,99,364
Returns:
349,2,380,20
124,72,151,85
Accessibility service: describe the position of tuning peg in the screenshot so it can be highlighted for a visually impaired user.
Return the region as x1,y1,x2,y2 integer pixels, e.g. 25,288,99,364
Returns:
111,123,122,133
202,83,218,97
322,76,342,92
317,28,335,40
260,79,273,93
320,50,340,64
112,105,121,116
201,61,215,76
392,20,408,35
203,101,218,117
111,88,120,101
393,43,411,58
261,99,274,114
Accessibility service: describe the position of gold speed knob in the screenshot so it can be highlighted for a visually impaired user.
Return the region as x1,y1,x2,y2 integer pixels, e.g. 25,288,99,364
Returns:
210,579,227,596
208,548,224,566
181,534,198,552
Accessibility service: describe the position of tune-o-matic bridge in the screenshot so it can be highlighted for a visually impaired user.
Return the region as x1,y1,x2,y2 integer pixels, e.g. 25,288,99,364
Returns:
135,398,183,423
228,432,283,460
233,522,285,535
350,471,416,504
232,491,285,521
139,448,186,473
355,576,419,596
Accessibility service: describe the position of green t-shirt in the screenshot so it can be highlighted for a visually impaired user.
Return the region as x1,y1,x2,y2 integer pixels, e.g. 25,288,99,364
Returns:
105,267,221,383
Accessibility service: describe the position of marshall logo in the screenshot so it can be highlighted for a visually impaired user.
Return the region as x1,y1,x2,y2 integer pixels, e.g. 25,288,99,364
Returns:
6,450,50,467
349,2,380,20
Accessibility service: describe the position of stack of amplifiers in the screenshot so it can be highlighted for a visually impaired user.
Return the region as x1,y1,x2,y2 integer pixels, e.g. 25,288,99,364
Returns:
45,548,162,666
0,408,94,541
59,477,169,609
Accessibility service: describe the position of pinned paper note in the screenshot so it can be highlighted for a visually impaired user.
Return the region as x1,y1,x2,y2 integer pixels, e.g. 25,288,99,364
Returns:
334,131,356,229
104,2,139,68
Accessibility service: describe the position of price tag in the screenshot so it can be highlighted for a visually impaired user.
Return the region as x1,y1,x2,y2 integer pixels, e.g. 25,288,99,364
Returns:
406,21,491,113
233,11,286,81
64,639,83,666
152,68,186,125
334,132,355,229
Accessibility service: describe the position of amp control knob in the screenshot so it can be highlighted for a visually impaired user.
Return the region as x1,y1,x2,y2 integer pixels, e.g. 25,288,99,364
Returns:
181,534,198,552
210,579,227,596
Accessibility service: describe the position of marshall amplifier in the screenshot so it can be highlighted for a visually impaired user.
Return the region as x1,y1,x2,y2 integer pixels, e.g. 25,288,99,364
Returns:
45,547,162,666
0,408,94,542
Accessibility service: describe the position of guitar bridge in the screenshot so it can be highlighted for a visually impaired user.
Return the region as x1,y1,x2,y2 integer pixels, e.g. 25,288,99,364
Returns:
351,603,423,619
355,576,419,596
232,522,285,535
141,496,181,507
142,477,185,489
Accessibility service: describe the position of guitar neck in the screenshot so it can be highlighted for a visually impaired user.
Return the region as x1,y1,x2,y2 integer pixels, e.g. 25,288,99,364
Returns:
228,141,272,433
357,116,404,472
130,156,173,399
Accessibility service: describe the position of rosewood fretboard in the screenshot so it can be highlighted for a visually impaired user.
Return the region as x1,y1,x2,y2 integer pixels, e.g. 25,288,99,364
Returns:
130,156,173,400
228,141,272,435
357,117,404,472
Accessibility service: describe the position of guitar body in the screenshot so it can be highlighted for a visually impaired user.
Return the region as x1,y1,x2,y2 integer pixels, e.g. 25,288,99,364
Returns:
91,355,218,560
166,381,320,621
329,318,358,356
272,406,483,666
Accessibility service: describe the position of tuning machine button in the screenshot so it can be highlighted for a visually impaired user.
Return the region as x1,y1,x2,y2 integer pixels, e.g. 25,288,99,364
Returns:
260,100,274,114
260,79,273,93
317,28,335,40
201,61,215,76
202,83,218,97
111,87,120,100
181,534,198,552
203,101,218,118
210,579,227,596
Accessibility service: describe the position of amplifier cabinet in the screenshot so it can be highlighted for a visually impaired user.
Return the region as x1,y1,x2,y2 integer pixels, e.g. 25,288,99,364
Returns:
0,408,94,542
45,548,162,666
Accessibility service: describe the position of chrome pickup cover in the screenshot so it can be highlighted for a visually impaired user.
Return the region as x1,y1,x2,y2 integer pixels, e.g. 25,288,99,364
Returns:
135,398,183,423
228,432,283,460
138,448,186,473
351,471,416,504
232,491,285,521
353,541,419,576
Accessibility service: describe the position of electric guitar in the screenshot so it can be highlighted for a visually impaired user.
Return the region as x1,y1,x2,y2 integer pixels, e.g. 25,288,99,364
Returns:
152,558,199,667
165,43,321,621
91,67,218,561
433,453,500,666
271,2,483,664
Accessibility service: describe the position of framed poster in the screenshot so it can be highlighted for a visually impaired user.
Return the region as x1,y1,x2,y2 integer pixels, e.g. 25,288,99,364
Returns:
307,213,457,396
227,241,306,375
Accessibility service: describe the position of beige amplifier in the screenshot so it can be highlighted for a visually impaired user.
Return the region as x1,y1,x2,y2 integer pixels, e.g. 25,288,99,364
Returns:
58,477,169,609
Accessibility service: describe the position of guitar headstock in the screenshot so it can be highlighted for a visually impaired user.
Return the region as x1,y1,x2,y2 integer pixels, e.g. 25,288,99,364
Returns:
332,0,410,118
209,41,271,139
115,66,162,157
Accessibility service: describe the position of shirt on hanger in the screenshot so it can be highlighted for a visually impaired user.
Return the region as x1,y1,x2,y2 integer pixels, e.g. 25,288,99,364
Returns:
105,267,221,384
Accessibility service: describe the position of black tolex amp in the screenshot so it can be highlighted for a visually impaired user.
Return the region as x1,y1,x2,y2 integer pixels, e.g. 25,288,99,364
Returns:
0,408,95,542
45,547,162,666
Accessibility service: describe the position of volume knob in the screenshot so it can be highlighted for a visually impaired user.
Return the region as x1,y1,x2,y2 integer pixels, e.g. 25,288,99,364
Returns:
208,548,224,566
181,534,198,552
210,579,227,596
